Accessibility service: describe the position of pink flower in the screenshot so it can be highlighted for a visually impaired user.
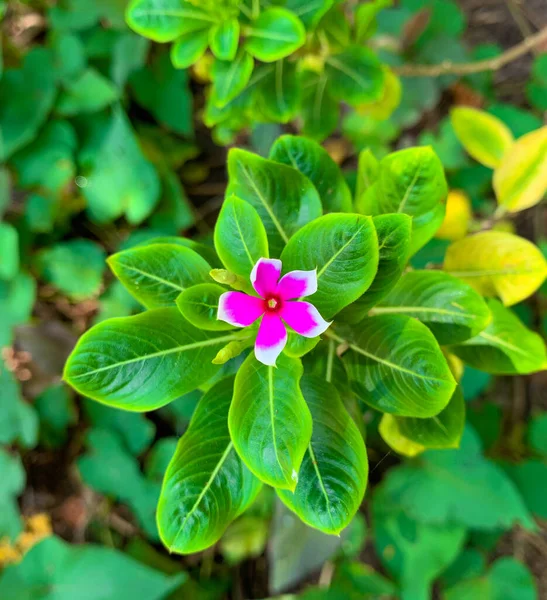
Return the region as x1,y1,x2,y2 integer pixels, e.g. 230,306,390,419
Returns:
217,258,331,366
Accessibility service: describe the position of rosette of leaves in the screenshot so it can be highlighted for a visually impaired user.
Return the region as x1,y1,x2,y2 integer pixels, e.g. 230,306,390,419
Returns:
125,0,395,142
64,136,547,555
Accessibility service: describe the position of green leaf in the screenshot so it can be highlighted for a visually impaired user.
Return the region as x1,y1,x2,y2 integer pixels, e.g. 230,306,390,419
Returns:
331,562,398,600
35,239,106,300
0,536,185,599
284,332,320,358
325,46,385,106
229,353,311,490
35,384,76,449
284,0,333,29
245,8,305,62
0,366,39,449
377,426,535,531
528,413,547,456
226,148,322,257
126,0,215,42
254,61,301,123
158,378,261,554
211,51,254,107
372,270,491,344
210,18,239,61
170,28,210,69
64,308,239,411
339,214,412,323
177,283,234,331
337,314,456,417
444,231,547,306
0,273,36,347
300,72,339,142
277,376,368,535
0,448,25,541
56,68,119,116
451,107,514,168
355,148,380,205
137,235,221,268
0,223,19,281
108,243,211,309
214,195,269,279
450,299,547,374
281,214,379,319
50,32,87,82
270,135,352,213
505,459,547,520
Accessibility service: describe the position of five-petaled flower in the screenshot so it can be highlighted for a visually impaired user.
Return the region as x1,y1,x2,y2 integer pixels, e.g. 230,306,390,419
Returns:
217,258,331,366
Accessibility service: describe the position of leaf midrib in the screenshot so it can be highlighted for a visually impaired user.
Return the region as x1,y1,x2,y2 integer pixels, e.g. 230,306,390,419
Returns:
326,56,369,90
479,331,537,360
370,305,479,320
317,223,367,280
118,263,185,293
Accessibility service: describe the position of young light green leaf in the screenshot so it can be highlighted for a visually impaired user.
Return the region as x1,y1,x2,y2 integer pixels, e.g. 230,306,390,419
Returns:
325,46,385,106
277,376,368,535
108,243,211,309
451,106,514,168
254,61,301,123
270,135,352,212
209,18,239,61
281,214,379,319
245,8,305,62
170,28,210,69
157,378,261,554
444,231,547,306
450,299,547,374
226,148,322,257
64,308,238,411
176,283,234,331
355,148,380,206
229,353,311,490
339,214,411,323
211,51,254,107
371,270,491,344
214,195,269,279
337,314,457,417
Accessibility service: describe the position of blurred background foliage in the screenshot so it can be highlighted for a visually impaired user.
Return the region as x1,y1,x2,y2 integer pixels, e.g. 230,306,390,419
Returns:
1,0,546,599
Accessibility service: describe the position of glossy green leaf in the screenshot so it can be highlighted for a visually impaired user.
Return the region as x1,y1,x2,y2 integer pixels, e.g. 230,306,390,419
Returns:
245,8,305,62
64,308,239,411
254,61,301,123
211,51,254,107
214,195,269,279
277,376,368,535
284,332,320,358
158,378,261,554
56,68,119,116
358,147,448,255
137,235,221,268
337,314,456,417
229,353,311,490
226,148,322,256
126,0,215,43
108,243,211,309
355,148,380,206
284,0,333,29
339,214,411,323
325,46,385,106
210,18,239,61
176,283,233,331
300,72,339,142
281,214,379,319
451,299,547,374
372,270,491,344
170,28,210,69
270,135,352,212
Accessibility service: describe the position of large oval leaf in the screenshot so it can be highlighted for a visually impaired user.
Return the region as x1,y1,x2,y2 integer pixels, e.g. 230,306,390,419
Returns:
493,126,547,212
64,308,238,411
255,61,301,123
245,8,305,62
157,378,261,554
137,236,221,268
336,315,456,417
226,148,322,257
281,213,379,319
444,231,547,306
229,353,311,490
372,270,491,344
277,376,368,535
339,214,411,323
270,135,352,213
176,283,233,331
300,72,339,142
211,51,254,108
108,243,211,308
214,196,268,279
450,299,547,374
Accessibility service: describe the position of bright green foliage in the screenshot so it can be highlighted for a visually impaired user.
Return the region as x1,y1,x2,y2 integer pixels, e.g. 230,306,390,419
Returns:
245,9,305,62
211,51,254,107
177,283,234,331
157,378,261,553
210,18,239,61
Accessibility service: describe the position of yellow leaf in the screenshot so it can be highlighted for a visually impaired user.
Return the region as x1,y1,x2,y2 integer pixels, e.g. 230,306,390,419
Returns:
435,190,472,241
443,351,464,381
444,231,547,306
451,107,514,169
356,68,401,121
493,126,547,213
379,414,425,458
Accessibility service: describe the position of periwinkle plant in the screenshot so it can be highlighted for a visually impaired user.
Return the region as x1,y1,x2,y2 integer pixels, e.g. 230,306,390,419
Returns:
65,135,547,553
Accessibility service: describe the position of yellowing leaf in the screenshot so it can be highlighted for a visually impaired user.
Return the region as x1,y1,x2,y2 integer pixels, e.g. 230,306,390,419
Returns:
379,414,425,458
356,67,401,121
451,107,514,168
444,231,547,306
493,126,547,213
435,190,472,241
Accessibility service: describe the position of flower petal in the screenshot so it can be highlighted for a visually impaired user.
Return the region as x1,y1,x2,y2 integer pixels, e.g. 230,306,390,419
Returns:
281,301,331,338
276,269,318,300
218,292,264,327
255,313,287,366
251,258,282,298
